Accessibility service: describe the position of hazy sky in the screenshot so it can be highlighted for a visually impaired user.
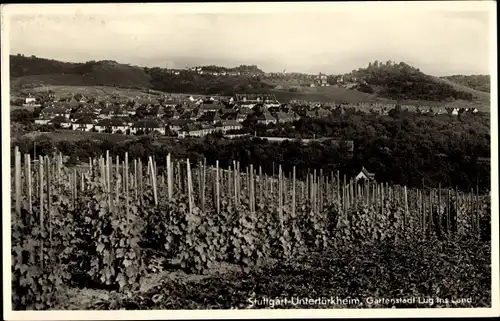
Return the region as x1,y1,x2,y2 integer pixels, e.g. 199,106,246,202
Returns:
5,3,494,76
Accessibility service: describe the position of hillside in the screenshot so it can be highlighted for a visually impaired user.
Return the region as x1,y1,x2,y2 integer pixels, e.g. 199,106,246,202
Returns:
10,55,490,111
346,61,483,102
10,55,152,90
441,75,490,93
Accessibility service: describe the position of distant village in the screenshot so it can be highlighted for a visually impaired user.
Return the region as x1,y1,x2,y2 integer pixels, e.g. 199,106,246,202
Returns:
20,89,480,138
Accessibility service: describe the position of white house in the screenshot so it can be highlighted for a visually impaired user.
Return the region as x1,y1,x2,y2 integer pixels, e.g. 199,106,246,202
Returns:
131,119,165,135
72,116,96,131
95,118,129,133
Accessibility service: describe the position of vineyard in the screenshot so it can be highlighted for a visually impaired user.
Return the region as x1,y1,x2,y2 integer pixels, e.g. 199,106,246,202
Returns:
10,146,491,310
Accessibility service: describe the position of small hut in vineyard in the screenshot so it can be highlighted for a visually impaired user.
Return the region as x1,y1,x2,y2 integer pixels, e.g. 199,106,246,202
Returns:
354,166,375,182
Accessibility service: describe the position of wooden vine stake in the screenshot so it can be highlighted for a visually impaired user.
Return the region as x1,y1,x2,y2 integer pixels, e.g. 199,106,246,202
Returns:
167,154,173,200
14,146,21,216
26,153,32,215
278,165,283,231
39,155,44,271
404,186,408,231
250,164,254,213
106,151,111,211
149,155,157,206
125,153,129,216
292,166,296,218
186,159,193,215
201,159,206,211
215,160,220,214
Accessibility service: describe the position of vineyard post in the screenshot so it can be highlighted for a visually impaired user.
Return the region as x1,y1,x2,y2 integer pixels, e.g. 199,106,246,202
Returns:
177,162,181,195
115,155,119,206
306,174,309,202
470,188,475,238
447,189,450,236
245,166,249,197
319,169,323,212
312,170,316,213
292,166,296,218
404,186,408,231
227,165,232,207
279,165,283,219
149,156,158,206
438,183,442,236
264,173,269,204
124,153,129,215
476,185,480,240
133,158,138,203
259,166,263,204
187,159,193,215
197,160,202,207
250,164,254,213
167,154,172,200
138,159,143,205
237,161,241,205
73,168,78,210
27,153,33,215
216,160,220,214
106,151,111,212
271,162,274,194
45,156,51,224
331,171,334,203
39,155,44,271
336,170,340,205
233,160,237,206
455,186,458,236
201,158,206,211
279,165,284,231
15,146,21,216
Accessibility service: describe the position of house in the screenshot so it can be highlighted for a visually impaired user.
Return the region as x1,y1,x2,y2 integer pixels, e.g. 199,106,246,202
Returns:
167,119,193,133
164,109,181,119
70,112,96,122
162,97,179,108
256,113,277,125
34,117,52,125
446,107,459,116
275,112,296,123
48,116,72,128
215,120,243,133
99,105,128,119
354,167,375,182
178,123,216,137
198,111,222,124
131,119,165,135
95,118,129,133
40,107,71,119
24,96,38,106
72,115,97,131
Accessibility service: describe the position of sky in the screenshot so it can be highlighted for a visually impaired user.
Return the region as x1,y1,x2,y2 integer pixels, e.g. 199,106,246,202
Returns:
5,3,494,76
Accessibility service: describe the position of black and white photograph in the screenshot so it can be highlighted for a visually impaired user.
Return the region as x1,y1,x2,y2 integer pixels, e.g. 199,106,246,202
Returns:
2,1,498,319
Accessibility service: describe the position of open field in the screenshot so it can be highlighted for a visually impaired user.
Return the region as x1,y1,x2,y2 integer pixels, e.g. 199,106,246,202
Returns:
269,85,491,112
18,129,139,144
11,149,491,310
13,85,164,100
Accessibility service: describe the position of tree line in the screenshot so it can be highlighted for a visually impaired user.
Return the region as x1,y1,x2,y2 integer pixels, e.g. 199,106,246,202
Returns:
11,108,490,192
